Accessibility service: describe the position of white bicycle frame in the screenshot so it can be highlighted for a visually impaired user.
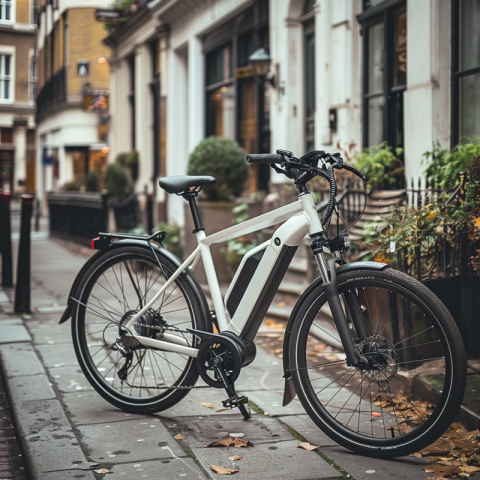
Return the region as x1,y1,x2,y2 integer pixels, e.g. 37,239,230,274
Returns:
122,192,323,358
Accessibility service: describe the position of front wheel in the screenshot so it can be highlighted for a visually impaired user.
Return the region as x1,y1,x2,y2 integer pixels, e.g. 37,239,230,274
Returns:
289,268,466,458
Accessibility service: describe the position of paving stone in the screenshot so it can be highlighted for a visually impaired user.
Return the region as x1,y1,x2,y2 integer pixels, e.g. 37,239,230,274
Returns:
36,343,78,367
36,470,97,480
78,418,186,463
236,365,285,392
28,327,72,345
62,391,136,426
7,375,56,403
11,399,72,440
36,305,67,314
248,345,284,368
106,457,207,479
22,430,96,477
47,365,94,393
156,387,252,418
193,439,344,479
0,325,31,344
0,318,23,326
0,344,45,378
166,414,295,448
278,415,338,447
245,390,306,417
318,445,429,480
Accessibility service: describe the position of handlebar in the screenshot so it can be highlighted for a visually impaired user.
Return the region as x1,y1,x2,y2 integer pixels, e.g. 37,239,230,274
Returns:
246,154,283,164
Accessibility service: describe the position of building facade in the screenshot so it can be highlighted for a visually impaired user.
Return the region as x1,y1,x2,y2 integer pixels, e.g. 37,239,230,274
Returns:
35,0,111,209
0,0,37,195
107,0,479,226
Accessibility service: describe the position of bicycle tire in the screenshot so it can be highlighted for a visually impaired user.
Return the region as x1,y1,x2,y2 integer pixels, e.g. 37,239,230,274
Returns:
289,267,466,458
71,246,207,414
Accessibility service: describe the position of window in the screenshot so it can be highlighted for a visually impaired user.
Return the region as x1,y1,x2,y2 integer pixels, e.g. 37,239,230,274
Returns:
304,0,315,152
0,0,12,23
453,0,480,143
77,60,89,77
0,54,12,102
29,56,37,103
359,2,406,150
129,55,136,149
30,0,37,25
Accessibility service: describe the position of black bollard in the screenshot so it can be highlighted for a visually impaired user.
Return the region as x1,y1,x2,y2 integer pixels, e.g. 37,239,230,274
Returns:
0,192,13,287
147,192,153,234
14,194,34,313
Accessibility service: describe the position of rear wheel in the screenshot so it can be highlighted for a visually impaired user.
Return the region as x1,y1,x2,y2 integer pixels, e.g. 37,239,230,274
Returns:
71,246,207,414
289,268,466,457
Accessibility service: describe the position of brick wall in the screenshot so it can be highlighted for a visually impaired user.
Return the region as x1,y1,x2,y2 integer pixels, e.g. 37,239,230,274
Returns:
67,8,110,95
16,0,31,25
53,15,63,73
0,31,35,102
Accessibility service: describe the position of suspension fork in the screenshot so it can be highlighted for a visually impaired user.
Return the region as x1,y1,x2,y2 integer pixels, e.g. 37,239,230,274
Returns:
311,235,363,366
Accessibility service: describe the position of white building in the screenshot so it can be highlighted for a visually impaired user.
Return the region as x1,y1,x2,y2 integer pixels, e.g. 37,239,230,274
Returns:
107,0,475,226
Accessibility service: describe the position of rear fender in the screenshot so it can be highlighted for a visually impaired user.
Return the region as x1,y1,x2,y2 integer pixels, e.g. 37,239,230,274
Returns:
59,240,214,334
281,260,389,406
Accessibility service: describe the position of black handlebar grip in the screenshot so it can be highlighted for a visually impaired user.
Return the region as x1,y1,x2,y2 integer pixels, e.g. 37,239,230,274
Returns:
246,154,284,164
342,164,366,181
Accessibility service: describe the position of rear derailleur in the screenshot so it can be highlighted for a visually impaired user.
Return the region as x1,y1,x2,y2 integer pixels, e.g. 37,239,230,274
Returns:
192,330,251,420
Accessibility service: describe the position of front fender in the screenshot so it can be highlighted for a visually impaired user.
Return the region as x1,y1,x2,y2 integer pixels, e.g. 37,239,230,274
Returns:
59,240,213,334
281,260,389,406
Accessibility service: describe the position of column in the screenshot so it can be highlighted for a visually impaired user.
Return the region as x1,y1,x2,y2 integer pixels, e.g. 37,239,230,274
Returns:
187,36,204,154
13,124,27,193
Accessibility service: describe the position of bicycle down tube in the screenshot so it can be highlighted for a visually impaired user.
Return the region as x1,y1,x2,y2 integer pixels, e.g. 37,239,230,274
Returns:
122,194,322,357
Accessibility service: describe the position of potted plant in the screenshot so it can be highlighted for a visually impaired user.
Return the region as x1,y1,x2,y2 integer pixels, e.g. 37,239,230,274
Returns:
184,136,249,282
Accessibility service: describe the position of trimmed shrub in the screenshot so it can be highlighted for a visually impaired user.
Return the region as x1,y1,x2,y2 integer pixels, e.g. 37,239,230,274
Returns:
187,136,248,201
85,170,100,192
104,164,132,198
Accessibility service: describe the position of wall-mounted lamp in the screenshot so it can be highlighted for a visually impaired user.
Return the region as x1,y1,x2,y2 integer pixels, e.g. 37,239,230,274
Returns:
248,47,277,89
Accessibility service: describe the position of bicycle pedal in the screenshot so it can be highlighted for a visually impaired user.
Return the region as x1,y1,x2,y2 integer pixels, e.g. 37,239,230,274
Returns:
222,395,248,409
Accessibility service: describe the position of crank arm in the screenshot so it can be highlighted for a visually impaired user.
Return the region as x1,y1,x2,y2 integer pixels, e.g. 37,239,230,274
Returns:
323,257,361,366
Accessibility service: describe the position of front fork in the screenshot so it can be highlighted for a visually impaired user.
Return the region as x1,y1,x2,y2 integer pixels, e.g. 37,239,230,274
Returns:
311,235,367,367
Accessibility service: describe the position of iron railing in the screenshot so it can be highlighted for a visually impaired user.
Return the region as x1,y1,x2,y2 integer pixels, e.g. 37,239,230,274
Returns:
36,67,67,119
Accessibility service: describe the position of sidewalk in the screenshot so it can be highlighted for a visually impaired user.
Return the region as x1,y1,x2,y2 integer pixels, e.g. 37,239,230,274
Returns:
0,231,443,479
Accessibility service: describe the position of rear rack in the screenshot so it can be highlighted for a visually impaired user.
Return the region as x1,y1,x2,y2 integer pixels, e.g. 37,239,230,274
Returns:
91,231,167,250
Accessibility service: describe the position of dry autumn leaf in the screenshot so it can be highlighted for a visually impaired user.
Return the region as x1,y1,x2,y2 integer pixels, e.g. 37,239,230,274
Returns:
205,438,254,448
372,412,382,417
461,466,480,473
228,455,243,461
216,408,230,413
94,468,110,474
423,464,462,478
174,434,185,440
298,442,319,451
201,403,215,409
211,465,239,475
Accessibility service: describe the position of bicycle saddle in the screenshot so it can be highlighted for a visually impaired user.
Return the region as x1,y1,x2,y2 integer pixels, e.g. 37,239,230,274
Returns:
159,175,216,194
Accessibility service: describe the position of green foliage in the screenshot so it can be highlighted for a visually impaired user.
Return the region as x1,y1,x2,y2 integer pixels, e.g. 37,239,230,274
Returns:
355,142,404,190
84,170,100,192
63,180,82,191
104,164,132,198
225,202,257,267
116,150,139,182
187,136,248,201
128,225,147,235
157,222,182,256
423,137,480,189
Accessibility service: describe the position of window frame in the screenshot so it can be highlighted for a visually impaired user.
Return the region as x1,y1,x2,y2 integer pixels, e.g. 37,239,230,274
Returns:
451,0,480,145
0,46,15,104
0,0,14,25
28,48,37,105
359,0,406,149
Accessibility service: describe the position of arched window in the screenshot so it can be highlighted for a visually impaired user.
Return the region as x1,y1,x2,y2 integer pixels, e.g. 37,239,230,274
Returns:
304,0,315,152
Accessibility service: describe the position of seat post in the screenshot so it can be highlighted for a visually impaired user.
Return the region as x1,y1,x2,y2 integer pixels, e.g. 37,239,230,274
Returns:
187,194,204,233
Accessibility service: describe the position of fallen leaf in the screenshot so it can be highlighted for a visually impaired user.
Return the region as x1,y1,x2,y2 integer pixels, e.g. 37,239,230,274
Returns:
216,408,230,413
298,442,319,451
460,466,480,473
205,438,253,448
372,412,382,417
94,469,110,474
201,403,215,409
211,465,239,475
229,455,243,461
174,434,185,440
423,464,462,478
459,473,471,477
